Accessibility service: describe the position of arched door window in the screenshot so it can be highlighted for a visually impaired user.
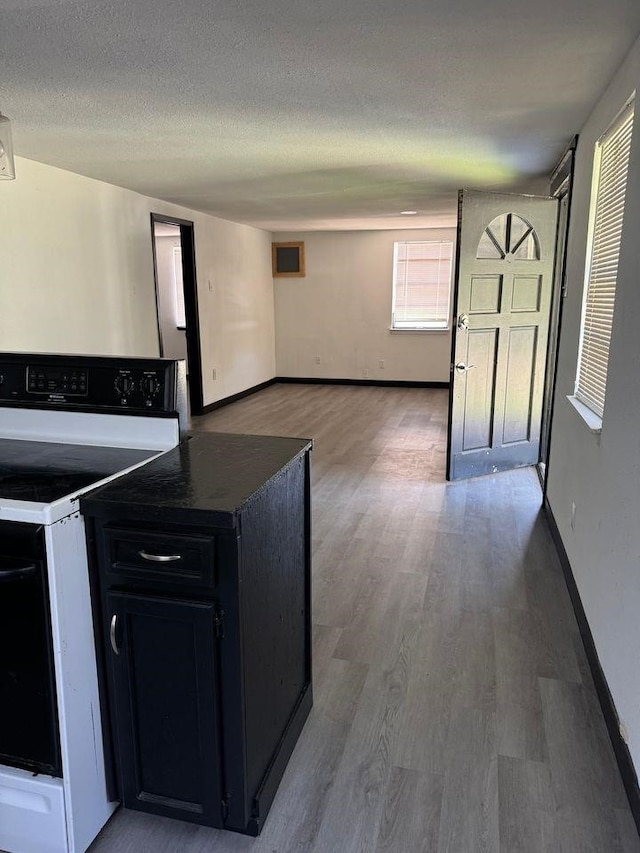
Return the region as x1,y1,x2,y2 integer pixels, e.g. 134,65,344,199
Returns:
476,213,540,260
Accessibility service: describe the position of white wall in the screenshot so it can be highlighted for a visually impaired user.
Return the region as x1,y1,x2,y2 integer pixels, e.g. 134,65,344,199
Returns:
200,216,276,403
273,229,455,382
0,157,276,408
546,35,640,772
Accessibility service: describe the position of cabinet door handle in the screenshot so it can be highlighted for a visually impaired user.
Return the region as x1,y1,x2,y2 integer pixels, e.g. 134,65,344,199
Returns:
138,550,182,563
110,614,120,655
0,563,37,581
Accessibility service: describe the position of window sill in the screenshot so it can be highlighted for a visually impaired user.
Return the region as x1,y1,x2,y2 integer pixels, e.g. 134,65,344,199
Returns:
389,327,450,334
566,395,602,434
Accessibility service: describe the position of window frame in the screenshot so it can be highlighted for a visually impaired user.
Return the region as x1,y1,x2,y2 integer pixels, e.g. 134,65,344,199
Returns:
574,97,635,422
390,239,454,332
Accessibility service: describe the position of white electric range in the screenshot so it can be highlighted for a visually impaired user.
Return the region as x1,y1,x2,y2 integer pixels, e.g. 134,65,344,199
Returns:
0,353,187,853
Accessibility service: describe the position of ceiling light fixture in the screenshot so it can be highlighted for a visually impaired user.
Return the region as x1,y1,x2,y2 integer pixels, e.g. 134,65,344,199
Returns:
400,210,417,215
0,112,16,180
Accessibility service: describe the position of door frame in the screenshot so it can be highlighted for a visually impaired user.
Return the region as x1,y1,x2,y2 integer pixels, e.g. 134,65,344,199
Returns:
538,136,578,494
150,214,204,416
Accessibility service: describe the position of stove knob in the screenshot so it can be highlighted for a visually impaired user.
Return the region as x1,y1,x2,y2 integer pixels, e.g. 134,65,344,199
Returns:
139,376,159,397
114,374,135,397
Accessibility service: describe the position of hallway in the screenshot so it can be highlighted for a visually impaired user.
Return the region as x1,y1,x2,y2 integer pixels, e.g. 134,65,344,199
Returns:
90,384,639,852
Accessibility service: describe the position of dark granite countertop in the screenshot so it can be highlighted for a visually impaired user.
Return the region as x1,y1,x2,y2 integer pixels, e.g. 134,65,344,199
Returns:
80,432,312,529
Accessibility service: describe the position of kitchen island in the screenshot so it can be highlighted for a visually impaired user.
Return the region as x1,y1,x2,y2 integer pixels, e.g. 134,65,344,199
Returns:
80,431,312,837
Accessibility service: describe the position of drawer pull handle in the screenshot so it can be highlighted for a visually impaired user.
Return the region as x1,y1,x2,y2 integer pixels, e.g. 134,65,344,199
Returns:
0,563,37,581
110,614,120,655
138,550,182,563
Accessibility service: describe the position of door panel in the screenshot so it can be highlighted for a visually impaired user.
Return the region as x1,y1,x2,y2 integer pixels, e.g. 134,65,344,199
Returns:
470,275,502,313
462,329,497,451
502,326,537,444
512,276,541,312
447,190,558,480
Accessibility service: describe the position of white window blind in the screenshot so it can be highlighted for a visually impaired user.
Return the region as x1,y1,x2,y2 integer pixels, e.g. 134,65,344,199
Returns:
576,100,634,418
392,240,453,330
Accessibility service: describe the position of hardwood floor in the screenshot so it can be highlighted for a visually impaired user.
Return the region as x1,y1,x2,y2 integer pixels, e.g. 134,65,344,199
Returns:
89,384,639,853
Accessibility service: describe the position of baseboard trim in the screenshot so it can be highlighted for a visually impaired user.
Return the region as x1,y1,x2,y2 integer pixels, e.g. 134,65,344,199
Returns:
274,377,449,388
200,378,277,414
544,498,640,835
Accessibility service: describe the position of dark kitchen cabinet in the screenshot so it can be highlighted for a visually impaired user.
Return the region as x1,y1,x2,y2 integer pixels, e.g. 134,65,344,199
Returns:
106,592,222,825
81,433,313,837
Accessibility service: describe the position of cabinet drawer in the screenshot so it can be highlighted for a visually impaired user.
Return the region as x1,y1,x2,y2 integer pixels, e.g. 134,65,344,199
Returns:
102,527,216,589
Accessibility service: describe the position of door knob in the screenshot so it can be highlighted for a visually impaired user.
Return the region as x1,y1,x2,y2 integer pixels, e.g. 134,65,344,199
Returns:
455,362,476,372
457,314,469,330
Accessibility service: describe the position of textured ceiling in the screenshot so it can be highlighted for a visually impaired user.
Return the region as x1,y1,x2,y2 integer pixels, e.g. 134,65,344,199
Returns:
2,0,640,230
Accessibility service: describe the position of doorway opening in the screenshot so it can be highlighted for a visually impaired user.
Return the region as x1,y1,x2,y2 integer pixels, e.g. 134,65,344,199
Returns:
150,215,204,416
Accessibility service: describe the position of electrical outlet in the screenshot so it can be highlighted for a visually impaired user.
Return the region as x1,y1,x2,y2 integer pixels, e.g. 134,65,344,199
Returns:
570,501,576,530
212,368,217,380
315,355,321,364
363,368,370,378
379,359,385,369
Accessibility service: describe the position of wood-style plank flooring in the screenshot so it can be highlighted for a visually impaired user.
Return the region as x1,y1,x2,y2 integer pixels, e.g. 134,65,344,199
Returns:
89,384,639,853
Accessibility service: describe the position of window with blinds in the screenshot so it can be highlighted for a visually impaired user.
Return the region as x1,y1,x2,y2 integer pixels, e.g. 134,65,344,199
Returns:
391,240,453,330
575,100,635,418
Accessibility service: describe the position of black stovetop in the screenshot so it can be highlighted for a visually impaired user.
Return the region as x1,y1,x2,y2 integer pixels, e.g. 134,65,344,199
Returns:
0,439,157,503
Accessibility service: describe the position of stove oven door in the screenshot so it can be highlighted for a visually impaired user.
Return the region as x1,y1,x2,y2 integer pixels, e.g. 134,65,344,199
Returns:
0,521,62,777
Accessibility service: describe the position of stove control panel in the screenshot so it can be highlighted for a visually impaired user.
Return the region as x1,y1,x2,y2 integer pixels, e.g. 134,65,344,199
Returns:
27,366,89,396
0,354,183,415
